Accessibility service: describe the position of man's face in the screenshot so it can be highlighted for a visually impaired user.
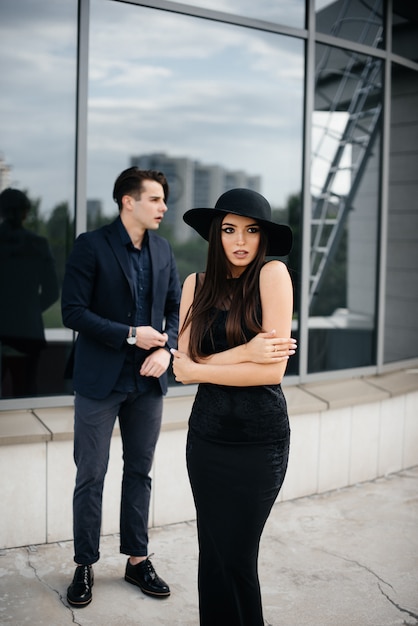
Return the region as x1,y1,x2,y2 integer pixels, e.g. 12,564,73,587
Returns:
127,179,167,231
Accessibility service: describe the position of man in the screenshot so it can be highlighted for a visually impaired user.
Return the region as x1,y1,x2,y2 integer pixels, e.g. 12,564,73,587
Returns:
0,188,59,397
61,167,181,608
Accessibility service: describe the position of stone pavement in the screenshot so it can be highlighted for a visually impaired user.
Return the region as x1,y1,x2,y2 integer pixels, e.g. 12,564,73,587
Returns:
1,467,417,626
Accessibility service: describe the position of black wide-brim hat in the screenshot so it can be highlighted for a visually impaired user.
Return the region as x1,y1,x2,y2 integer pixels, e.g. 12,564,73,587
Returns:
183,188,292,256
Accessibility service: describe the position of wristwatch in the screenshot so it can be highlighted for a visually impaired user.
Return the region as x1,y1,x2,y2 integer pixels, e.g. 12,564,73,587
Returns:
126,326,136,345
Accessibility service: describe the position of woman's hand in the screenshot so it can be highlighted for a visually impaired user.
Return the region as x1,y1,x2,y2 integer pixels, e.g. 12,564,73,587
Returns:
171,331,297,384
171,349,200,384
243,331,297,364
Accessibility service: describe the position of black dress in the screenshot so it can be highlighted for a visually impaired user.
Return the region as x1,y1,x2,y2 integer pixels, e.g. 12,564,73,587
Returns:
186,297,290,626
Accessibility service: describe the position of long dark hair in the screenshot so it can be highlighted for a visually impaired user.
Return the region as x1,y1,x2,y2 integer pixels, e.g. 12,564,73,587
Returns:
180,214,268,361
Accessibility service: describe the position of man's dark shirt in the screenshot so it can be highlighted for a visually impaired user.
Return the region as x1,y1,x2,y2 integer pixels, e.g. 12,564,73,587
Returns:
114,219,155,393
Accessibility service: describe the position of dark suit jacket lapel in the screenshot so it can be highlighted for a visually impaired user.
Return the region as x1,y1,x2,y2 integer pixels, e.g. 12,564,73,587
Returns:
105,219,135,299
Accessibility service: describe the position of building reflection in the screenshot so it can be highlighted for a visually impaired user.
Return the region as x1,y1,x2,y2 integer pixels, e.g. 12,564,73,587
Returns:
131,152,261,242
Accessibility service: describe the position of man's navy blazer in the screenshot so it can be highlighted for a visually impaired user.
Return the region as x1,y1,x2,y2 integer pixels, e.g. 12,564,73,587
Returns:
61,218,181,399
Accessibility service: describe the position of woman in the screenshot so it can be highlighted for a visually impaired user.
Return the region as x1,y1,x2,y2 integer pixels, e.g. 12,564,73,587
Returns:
171,188,295,626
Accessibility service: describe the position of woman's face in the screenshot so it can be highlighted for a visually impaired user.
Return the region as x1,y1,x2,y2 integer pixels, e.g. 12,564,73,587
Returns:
221,213,261,277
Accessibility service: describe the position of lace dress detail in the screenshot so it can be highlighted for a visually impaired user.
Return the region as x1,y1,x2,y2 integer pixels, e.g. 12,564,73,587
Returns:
189,307,290,444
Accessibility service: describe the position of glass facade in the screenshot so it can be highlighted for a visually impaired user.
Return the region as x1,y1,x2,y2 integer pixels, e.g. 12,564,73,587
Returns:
0,0,77,399
308,43,382,372
315,0,384,48
384,62,418,362
0,0,417,406
392,2,418,61
167,0,306,29
87,0,304,241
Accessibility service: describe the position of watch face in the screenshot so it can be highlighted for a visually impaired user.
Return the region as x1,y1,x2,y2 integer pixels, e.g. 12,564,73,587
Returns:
127,337,136,345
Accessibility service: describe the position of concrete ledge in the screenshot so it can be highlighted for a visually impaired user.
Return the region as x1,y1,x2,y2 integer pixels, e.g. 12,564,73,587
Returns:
365,368,418,396
2,369,418,443
301,377,390,410
0,410,51,445
161,395,192,431
32,407,76,441
33,407,120,441
1,368,418,549
282,384,328,414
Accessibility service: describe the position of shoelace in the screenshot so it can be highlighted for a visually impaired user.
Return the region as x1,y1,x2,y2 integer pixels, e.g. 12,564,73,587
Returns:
80,565,90,585
141,554,157,580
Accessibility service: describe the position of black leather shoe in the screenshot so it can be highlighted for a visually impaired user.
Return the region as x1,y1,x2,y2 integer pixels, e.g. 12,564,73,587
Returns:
67,564,94,607
125,557,170,598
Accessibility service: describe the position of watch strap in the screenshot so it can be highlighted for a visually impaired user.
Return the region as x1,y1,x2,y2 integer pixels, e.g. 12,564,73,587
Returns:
126,326,137,345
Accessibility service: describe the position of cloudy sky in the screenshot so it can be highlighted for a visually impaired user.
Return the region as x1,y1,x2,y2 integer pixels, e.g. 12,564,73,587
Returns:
0,1,78,215
1,0,306,218
87,0,305,215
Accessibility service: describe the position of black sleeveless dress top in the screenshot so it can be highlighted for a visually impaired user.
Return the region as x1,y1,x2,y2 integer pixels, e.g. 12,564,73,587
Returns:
188,301,290,445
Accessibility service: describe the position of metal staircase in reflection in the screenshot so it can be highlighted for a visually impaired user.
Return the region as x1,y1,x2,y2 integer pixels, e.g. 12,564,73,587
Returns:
309,0,383,310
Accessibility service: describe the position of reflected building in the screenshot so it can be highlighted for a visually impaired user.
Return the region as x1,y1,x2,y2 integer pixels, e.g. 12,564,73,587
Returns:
0,156,11,192
306,0,418,371
86,198,106,230
130,153,260,241
87,199,102,222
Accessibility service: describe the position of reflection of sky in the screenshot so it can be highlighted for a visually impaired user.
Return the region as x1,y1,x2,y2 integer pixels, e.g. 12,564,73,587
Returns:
315,0,336,10
311,112,351,196
88,0,304,215
166,0,305,28
0,0,304,219
0,0,78,217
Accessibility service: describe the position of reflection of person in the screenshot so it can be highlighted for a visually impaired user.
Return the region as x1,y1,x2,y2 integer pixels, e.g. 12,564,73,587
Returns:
171,188,295,626
61,168,181,608
0,188,59,397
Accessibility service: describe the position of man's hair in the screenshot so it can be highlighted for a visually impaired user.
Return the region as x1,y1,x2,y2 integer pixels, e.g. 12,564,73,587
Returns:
0,188,31,225
112,167,169,211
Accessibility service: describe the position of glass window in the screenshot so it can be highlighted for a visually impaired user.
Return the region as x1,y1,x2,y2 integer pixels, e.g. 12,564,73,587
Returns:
87,0,304,268
0,0,77,399
384,63,418,363
165,0,305,29
392,2,418,62
87,0,304,381
308,43,383,373
316,0,384,48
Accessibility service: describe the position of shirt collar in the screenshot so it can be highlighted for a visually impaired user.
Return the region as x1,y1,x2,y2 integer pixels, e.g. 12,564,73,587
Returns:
117,216,149,249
